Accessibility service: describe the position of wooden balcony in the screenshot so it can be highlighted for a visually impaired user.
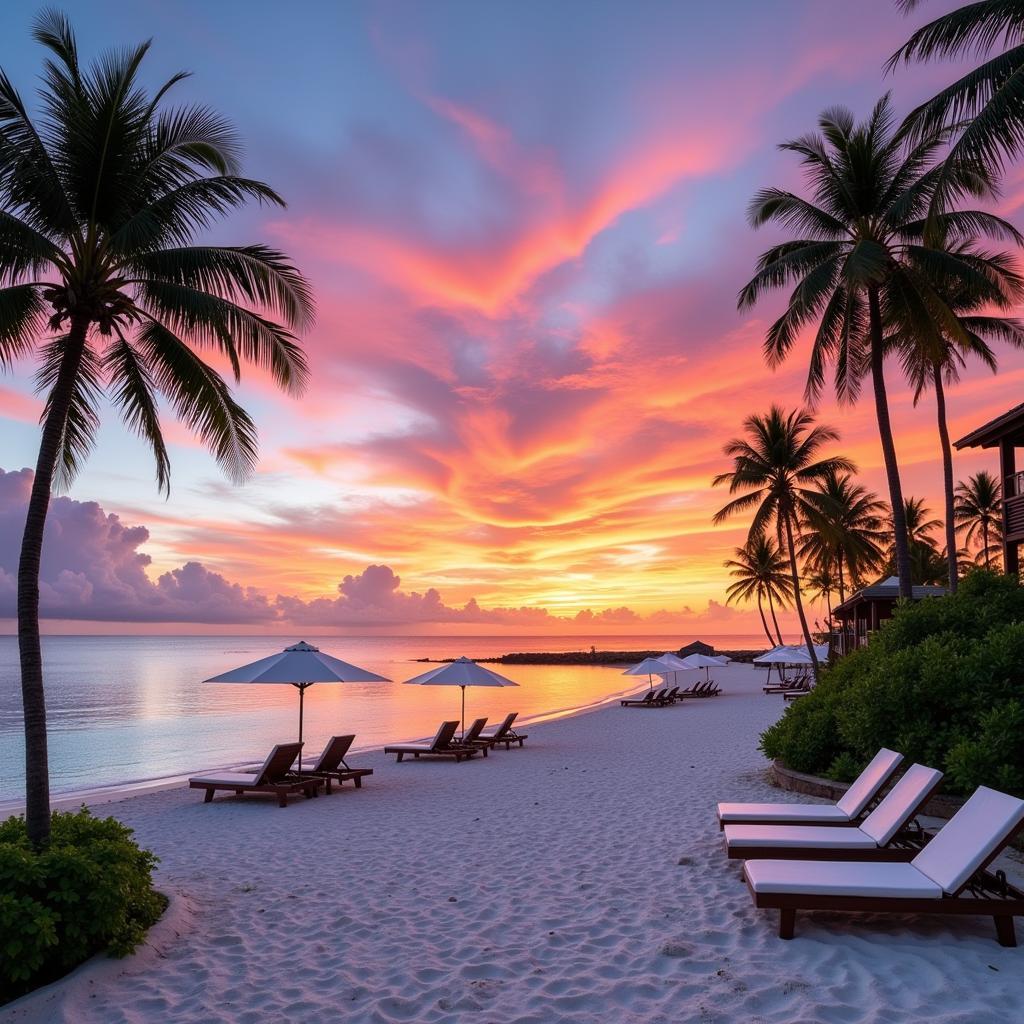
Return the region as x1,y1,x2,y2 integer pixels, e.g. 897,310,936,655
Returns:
1006,491,1024,542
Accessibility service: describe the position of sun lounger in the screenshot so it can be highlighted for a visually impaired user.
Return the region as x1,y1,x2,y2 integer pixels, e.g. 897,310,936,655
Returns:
744,785,1024,945
189,742,321,807
469,711,528,750
716,748,904,829
724,764,942,860
451,717,490,757
289,734,374,791
384,720,479,762
620,688,668,708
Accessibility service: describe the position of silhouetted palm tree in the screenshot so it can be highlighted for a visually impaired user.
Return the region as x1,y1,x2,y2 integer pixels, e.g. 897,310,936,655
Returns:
738,94,1008,599
798,472,888,604
713,407,853,676
887,497,948,585
890,1,1024,209
723,534,793,646
891,246,1024,591
955,470,1003,569
1,14,313,844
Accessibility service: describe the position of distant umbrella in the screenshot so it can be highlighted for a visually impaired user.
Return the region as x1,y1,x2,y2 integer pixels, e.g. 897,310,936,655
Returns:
402,657,519,737
204,641,391,774
622,656,674,694
679,652,723,681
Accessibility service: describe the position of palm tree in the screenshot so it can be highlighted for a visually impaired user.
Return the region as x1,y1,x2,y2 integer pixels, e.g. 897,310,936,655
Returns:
804,561,837,629
955,470,1003,569
2,14,313,845
723,534,793,646
892,254,1024,592
889,1,1024,208
798,472,887,604
737,95,1011,600
887,497,948,585
713,406,853,677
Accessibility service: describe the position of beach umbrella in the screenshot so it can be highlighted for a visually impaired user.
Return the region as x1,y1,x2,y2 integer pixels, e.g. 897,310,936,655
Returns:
656,652,697,687
402,657,519,737
679,652,723,681
622,656,673,694
204,640,391,774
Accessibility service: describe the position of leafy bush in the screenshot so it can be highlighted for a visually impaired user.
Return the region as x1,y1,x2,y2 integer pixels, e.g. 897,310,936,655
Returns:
0,808,165,1004
762,570,1024,795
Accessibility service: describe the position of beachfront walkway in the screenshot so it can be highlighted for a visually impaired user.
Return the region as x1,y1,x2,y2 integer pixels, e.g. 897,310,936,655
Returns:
8,664,1023,1024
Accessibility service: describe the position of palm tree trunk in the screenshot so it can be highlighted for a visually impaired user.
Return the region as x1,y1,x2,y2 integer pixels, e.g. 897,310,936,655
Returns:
837,550,846,605
782,506,819,679
756,590,774,646
867,285,912,599
983,519,990,570
766,589,784,646
932,366,957,593
18,319,89,847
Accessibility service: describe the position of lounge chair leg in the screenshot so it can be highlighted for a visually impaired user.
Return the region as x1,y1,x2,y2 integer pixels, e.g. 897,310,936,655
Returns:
778,908,796,940
204,789,214,803
396,752,403,763
995,915,1017,947
278,791,288,808
353,777,361,788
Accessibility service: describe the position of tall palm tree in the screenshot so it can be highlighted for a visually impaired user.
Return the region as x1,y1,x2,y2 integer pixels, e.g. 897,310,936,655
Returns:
737,94,1010,599
955,470,1003,569
713,406,853,677
798,472,887,604
723,533,793,646
890,1,1024,207
887,497,948,585
1,14,313,845
891,253,1024,591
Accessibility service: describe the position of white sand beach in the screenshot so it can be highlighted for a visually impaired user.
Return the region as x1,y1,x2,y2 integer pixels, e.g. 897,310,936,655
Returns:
6,662,1023,1024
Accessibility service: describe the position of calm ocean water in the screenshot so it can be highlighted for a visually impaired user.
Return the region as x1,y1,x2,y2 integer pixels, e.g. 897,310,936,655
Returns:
0,633,767,803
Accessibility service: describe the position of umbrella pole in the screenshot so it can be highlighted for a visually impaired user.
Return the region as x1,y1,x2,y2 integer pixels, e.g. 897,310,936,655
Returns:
297,684,305,777
461,685,465,739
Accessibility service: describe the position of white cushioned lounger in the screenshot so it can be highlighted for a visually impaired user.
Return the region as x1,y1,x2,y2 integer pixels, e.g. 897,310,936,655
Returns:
717,748,903,828
743,786,1024,945
724,764,942,858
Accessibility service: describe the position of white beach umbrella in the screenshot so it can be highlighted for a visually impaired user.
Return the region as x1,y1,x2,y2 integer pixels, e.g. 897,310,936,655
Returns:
753,646,796,665
204,640,391,774
402,656,519,737
679,652,723,681
656,652,697,687
622,656,673,694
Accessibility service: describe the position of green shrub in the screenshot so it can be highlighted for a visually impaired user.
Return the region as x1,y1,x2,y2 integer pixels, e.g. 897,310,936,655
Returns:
761,571,1024,797
0,808,166,1004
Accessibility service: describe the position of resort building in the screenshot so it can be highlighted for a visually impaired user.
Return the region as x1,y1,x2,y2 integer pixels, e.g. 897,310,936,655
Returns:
955,402,1024,576
833,577,949,654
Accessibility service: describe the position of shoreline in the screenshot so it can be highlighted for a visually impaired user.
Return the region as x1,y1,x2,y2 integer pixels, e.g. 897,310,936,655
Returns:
0,675,647,817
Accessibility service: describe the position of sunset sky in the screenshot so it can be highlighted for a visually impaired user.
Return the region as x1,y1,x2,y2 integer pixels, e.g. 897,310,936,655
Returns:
0,0,1019,637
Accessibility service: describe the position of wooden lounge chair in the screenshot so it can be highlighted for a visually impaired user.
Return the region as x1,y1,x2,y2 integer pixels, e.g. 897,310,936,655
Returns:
744,786,1024,946
470,712,528,750
290,734,374,792
717,748,904,829
724,764,942,860
620,688,668,708
189,742,321,807
384,720,479,762
451,717,490,757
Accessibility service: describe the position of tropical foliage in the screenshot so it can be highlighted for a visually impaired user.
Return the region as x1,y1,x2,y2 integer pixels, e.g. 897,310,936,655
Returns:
1,13,313,844
761,571,1024,797
0,808,165,1004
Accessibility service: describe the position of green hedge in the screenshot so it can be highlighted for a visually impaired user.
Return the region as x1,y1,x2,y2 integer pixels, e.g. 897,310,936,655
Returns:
761,570,1024,796
0,808,166,1004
